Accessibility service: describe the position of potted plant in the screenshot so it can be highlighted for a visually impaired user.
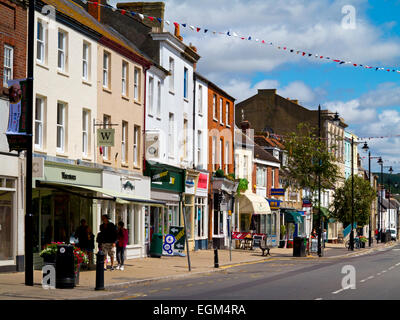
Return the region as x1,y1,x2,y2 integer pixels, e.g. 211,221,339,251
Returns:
279,225,286,248
73,246,88,286
39,243,58,264
359,236,367,248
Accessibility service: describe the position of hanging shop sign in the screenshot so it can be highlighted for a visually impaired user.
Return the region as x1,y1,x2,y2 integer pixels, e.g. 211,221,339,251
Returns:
267,199,281,210
97,128,115,147
6,79,29,151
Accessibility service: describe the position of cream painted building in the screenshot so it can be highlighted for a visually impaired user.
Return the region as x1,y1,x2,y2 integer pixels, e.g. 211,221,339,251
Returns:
31,0,155,266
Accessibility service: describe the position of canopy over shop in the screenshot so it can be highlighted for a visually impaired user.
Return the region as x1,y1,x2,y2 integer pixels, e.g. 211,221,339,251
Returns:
238,192,272,234
281,208,305,239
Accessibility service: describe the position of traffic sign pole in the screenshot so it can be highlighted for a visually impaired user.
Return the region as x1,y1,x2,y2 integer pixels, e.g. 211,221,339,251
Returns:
182,199,191,272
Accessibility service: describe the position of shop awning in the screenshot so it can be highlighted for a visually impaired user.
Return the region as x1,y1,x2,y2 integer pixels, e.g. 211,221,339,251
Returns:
239,192,271,215
36,181,166,207
283,210,304,224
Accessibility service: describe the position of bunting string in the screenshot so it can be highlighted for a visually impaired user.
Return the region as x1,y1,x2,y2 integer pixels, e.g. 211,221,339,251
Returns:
80,0,400,75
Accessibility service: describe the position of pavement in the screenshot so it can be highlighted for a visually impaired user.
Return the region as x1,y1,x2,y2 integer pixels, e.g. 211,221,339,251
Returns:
0,240,397,300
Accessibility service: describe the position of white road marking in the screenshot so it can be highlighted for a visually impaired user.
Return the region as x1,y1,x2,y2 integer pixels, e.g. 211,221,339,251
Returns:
315,298,323,300
367,276,374,280
382,270,387,273
332,288,344,294
388,266,395,270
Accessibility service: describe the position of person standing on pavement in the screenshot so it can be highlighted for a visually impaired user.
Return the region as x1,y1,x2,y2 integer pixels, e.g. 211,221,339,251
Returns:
99,215,118,271
116,221,129,270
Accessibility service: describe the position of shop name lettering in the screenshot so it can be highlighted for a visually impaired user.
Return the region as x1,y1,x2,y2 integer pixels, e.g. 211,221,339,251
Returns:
61,172,76,180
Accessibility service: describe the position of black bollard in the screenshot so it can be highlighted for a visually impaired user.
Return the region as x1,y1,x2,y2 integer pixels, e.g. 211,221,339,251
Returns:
95,251,105,290
214,248,219,268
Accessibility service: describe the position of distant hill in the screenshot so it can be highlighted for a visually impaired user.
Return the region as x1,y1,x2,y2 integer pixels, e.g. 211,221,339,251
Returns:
373,172,400,195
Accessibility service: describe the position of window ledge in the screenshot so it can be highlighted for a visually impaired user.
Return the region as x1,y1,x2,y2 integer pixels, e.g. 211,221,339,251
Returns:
198,113,203,117
103,159,112,165
36,61,49,70
133,165,141,170
169,90,175,96
122,95,130,101
156,116,161,121
134,100,142,106
82,80,92,86
183,98,189,103
57,70,69,78
102,87,112,94
121,163,129,168
226,124,231,128
34,148,47,154
213,118,218,122
56,152,68,158
82,157,92,162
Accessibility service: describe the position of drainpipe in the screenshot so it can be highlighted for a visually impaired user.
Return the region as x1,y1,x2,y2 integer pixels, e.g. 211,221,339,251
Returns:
143,66,149,172
193,73,196,170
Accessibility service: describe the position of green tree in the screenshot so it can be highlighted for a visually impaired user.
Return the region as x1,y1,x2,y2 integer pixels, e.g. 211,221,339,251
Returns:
331,175,376,226
281,123,340,199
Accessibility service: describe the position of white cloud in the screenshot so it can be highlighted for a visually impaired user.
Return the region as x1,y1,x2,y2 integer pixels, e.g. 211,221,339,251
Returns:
360,82,400,108
323,99,377,124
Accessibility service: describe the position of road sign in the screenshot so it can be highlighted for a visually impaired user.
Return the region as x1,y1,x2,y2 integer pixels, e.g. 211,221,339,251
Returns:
169,226,185,251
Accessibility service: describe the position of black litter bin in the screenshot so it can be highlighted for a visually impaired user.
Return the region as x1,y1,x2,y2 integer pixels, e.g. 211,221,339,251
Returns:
56,244,75,289
293,237,306,257
149,233,163,258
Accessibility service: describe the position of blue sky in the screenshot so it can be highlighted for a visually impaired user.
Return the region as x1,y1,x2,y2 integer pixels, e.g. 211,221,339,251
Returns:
111,0,400,172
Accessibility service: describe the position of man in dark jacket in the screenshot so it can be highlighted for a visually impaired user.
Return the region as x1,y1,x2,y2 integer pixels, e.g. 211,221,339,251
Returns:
99,215,117,270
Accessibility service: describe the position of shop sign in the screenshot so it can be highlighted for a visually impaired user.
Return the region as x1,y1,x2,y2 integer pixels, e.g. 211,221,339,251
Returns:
6,79,29,151
270,188,285,196
97,128,115,147
302,199,312,207
185,178,195,194
152,170,170,182
267,199,281,210
42,162,102,187
169,226,185,251
197,173,209,190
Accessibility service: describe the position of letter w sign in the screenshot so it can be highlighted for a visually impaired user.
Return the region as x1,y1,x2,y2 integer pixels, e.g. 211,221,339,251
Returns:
97,129,115,147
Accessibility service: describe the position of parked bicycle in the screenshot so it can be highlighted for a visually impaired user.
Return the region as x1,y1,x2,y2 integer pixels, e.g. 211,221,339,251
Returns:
345,237,360,250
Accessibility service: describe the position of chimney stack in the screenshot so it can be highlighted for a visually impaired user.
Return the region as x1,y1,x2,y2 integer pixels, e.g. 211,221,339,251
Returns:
117,2,165,32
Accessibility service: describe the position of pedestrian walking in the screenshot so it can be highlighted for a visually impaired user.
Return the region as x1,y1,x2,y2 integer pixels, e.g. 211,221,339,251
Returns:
99,215,117,271
75,219,95,266
116,221,129,271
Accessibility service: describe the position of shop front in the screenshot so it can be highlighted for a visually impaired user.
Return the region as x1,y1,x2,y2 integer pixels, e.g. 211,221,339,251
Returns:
144,161,185,255
210,177,238,249
94,170,162,259
282,209,305,248
32,159,103,269
238,191,272,234
194,172,209,250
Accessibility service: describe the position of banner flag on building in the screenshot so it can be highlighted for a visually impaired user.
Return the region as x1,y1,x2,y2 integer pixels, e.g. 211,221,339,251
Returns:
6,79,29,152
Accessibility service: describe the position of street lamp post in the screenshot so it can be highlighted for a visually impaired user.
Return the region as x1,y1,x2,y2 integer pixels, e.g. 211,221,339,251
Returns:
377,157,383,242
361,142,377,247
389,166,393,234
317,105,340,257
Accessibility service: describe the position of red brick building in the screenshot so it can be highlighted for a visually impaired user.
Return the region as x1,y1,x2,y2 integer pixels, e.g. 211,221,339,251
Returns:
0,0,27,272
0,0,27,93
196,74,236,249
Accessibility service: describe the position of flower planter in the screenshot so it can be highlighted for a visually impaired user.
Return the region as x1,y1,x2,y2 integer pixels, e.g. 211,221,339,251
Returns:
287,241,293,248
279,240,286,248
360,242,366,248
